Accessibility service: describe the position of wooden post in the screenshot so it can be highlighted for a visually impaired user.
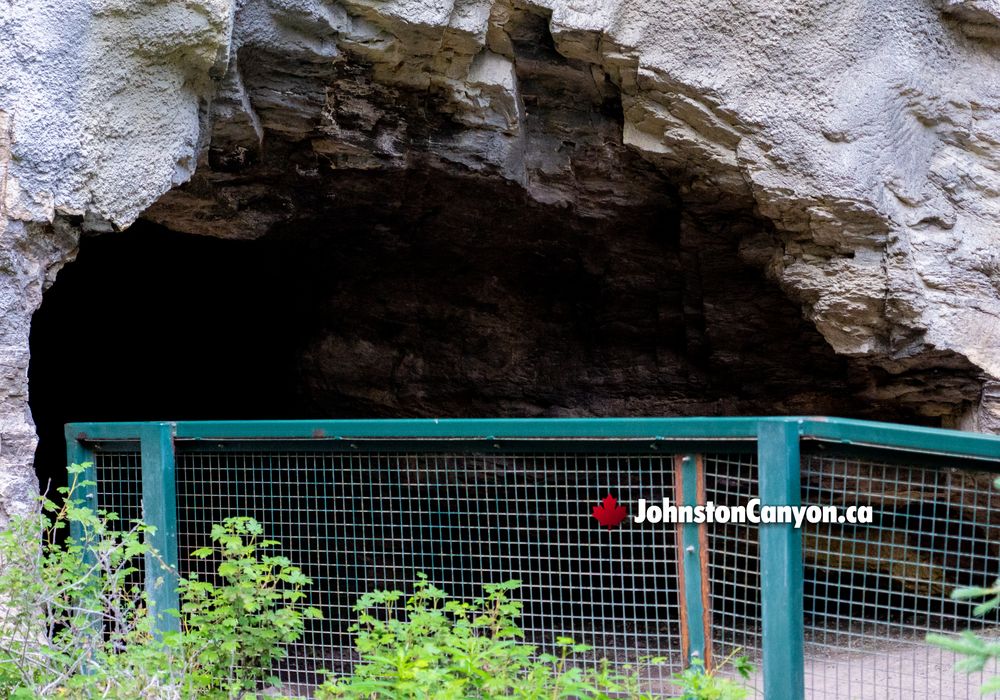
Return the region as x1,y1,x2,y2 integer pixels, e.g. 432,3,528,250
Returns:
675,453,712,670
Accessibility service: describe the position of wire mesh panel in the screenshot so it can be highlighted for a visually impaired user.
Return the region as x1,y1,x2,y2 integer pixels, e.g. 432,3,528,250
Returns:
174,447,685,695
705,453,763,697
89,446,147,632
92,448,143,524
800,450,998,700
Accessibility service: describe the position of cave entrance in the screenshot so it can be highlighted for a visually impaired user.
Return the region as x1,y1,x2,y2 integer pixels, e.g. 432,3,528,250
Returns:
30,168,895,494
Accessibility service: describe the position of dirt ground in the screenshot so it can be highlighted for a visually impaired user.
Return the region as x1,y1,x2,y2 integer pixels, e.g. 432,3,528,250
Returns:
730,643,992,699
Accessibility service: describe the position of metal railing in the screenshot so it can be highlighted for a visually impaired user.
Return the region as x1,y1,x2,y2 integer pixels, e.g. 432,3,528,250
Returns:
65,417,1000,698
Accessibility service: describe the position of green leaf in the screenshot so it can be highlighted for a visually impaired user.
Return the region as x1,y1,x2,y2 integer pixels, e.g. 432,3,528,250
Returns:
979,676,1000,695
974,597,1000,617
952,587,1000,601
927,632,987,656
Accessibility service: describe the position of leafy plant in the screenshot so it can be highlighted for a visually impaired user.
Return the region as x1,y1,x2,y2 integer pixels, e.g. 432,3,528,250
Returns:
315,575,753,700
0,464,318,699
179,517,321,697
927,578,1000,695
669,652,753,700
0,462,171,698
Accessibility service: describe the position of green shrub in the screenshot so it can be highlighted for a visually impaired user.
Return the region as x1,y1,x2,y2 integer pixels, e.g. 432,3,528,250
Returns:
668,655,753,700
0,463,318,699
315,575,752,700
0,462,166,698
0,463,750,699
179,517,321,696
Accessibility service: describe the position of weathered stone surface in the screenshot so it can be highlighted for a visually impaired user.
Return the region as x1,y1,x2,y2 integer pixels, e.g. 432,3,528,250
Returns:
0,0,233,519
3,0,1000,514
0,214,78,520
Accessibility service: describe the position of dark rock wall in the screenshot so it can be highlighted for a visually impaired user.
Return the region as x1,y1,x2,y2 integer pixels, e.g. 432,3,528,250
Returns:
30,166,937,487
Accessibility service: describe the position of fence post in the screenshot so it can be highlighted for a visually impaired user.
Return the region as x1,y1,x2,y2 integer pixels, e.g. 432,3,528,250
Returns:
675,453,712,670
757,419,805,700
140,423,180,636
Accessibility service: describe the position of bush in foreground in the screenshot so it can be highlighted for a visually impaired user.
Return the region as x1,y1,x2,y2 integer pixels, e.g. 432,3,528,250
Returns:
0,464,317,699
0,463,750,699
316,575,751,700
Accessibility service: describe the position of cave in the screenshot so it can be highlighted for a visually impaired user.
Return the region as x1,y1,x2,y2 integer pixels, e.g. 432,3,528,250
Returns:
30,164,921,495
30,0,981,493
26,141,956,690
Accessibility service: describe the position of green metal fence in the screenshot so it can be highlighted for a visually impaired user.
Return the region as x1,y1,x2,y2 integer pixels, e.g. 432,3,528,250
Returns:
65,417,1000,698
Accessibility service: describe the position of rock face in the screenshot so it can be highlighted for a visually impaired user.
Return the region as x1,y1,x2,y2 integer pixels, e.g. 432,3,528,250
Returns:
3,0,1000,513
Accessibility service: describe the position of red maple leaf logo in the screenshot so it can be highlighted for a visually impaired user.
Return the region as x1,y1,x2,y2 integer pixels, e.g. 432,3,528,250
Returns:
592,493,628,529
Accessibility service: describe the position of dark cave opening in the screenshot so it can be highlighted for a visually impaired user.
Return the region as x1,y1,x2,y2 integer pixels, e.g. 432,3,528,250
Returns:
29,168,915,494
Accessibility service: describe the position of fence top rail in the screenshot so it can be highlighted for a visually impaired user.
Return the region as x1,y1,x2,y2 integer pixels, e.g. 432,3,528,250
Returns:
65,416,1000,464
